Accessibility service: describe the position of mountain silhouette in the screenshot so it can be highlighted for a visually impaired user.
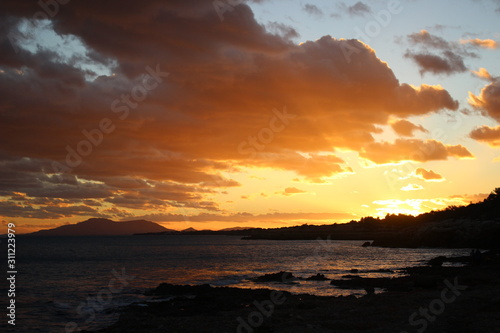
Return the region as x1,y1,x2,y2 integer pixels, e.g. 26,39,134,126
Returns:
28,218,172,236
180,227,198,232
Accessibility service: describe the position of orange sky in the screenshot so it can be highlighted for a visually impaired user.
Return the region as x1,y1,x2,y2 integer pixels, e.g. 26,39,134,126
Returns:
0,0,499,233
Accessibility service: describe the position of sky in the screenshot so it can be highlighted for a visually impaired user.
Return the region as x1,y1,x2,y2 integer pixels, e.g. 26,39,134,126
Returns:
0,0,499,233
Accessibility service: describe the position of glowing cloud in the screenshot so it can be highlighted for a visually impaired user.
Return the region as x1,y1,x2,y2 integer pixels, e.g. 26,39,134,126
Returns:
472,68,494,81
360,139,473,164
460,38,498,49
415,168,445,182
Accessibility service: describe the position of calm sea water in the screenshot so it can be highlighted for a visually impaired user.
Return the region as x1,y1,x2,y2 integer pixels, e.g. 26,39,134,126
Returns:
2,235,471,332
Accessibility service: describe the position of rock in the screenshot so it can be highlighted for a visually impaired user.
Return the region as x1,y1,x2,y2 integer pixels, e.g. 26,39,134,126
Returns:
428,256,446,267
368,268,394,273
305,273,329,281
145,283,212,296
412,276,437,289
362,241,372,247
364,286,375,294
350,269,359,273
251,271,296,283
91,253,500,333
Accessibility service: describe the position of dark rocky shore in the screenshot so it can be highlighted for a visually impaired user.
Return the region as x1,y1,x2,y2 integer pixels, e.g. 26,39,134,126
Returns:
88,251,500,333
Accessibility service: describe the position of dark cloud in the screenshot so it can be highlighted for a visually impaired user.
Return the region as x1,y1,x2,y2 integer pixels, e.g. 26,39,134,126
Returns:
0,153,224,218
303,4,323,17
267,22,299,40
0,200,105,219
335,1,371,17
403,30,485,76
405,51,467,76
346,2,372,17
407,30,456,51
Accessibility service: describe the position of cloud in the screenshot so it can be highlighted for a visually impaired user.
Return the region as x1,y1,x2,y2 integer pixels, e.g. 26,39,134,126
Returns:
391,119,428,136
348,2,371,16
469,80,500,121
0,154,226,218
0,1,468,220
251,152,351,183
405,51,467,76
360,139,473,164
407,30,455,51
304,4,323,17
404,30,482,76
337,2,372,17
267,22,299,40
406,30,476,56
102,207,134,218
424,24,451,32
0,28,459,183
276,187,307,196
470,125,500,146
460,38,498,49
472,68,494,81
401,184,424,191
415,168,445,182
0,200,105,219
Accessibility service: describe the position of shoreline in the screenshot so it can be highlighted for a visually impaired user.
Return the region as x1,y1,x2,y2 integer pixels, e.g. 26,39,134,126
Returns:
86,251,500,333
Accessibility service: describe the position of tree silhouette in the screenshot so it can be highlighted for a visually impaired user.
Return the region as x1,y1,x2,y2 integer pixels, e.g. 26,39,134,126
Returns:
486,187,500,202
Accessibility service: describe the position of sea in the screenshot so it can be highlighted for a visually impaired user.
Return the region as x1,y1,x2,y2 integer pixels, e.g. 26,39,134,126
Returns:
1,235,472,333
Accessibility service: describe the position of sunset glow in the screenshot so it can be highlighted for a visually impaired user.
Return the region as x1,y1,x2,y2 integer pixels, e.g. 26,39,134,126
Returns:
1,0,499,233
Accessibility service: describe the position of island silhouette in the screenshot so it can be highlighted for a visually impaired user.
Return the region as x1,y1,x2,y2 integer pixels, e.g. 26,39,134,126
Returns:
27,218,172,236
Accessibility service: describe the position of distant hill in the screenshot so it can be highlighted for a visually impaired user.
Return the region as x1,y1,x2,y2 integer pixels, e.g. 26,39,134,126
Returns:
28,218,172,236
243,188,500,249
218,227,254,231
